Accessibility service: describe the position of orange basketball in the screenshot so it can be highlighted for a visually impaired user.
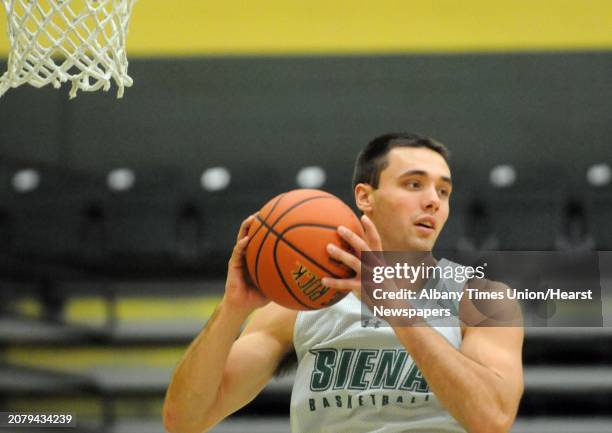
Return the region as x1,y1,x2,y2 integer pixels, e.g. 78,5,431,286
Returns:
246,189,364,310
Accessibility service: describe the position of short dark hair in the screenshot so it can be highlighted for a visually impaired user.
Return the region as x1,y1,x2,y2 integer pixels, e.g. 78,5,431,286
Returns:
352,133,450,189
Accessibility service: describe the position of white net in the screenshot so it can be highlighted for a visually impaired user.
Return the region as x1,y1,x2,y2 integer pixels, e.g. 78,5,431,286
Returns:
0,0,136,99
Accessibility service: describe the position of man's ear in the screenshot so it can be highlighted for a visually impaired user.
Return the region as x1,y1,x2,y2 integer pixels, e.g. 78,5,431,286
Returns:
355,183,374,213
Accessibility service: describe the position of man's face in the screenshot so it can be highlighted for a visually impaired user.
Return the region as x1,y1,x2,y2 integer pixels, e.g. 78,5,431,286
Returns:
361,147,452,251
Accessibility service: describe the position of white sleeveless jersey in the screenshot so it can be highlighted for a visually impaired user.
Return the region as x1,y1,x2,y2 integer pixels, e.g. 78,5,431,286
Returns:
290,258,467,433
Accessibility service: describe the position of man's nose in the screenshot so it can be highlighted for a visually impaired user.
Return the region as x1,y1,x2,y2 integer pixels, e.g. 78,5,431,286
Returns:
422,185,440,212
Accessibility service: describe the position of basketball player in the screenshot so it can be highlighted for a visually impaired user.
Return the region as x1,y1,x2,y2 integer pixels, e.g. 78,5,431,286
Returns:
163,134,524,433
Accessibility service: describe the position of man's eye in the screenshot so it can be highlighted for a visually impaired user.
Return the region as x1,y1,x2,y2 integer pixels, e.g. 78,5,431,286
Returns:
406,181,421,188
440,188,452,197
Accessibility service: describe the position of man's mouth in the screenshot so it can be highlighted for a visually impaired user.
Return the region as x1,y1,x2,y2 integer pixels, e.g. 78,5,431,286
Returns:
414,217,436,230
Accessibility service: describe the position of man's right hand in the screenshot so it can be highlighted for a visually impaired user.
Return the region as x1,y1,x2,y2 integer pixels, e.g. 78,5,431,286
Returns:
164,214,296,433
223,214,270,314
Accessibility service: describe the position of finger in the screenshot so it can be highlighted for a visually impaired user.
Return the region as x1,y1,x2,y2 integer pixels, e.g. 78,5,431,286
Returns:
229,236,250,267
237,214,256,242
321,276,360,292
359,215,386,267
337,225,370,253
361,215,383,251
327,243,361,274
360,260,380,279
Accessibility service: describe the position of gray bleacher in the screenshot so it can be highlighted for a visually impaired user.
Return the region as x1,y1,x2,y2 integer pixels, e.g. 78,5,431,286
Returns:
2,291,612,432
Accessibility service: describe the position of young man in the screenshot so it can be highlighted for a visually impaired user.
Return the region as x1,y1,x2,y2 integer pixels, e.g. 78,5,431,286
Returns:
163,133,524,433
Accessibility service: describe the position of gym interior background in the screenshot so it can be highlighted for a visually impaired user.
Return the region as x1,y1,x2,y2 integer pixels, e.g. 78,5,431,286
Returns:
1,1,611,432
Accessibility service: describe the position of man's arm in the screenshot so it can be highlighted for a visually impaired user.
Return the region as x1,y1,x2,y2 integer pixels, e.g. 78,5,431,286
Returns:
393,280,524,433
163,302,296,433
393,323,523,433
162,215,297,433
323,215,524,433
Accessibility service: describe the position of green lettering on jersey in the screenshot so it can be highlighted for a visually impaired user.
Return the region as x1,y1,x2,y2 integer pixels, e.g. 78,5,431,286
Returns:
399,362,430,392
349,349,378,390
309,398,316,411
333,349,356,389
309,349,337,391
370,349,407,389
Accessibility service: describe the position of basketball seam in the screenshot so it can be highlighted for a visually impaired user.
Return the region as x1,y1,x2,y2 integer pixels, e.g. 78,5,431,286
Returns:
271,225,351,310
252,193,345,309
261,219,346,279
252,193,286,289
250,193,284,241
253,194,336,290
281,223,354,272
272,235,316,310
279,223,355,275
266,220,349,310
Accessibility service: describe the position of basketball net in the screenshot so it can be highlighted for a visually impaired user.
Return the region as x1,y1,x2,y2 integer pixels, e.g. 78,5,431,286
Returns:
0,0,136,99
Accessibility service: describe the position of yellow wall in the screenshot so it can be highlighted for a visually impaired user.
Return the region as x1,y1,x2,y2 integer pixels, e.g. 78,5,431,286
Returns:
1,0,612,57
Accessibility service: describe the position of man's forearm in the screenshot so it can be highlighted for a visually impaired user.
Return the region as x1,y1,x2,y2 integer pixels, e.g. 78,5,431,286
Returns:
163,299,251,433
393,326,513,433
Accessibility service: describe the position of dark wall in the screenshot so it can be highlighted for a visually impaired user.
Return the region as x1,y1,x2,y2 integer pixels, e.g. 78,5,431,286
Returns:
0,52,611,269
1,52,611,172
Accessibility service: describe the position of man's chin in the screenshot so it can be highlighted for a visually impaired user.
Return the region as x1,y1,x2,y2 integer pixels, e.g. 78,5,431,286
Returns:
404,239,435,252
